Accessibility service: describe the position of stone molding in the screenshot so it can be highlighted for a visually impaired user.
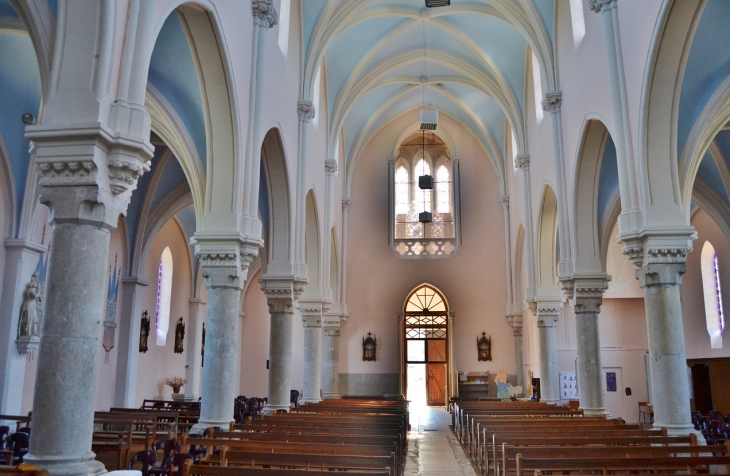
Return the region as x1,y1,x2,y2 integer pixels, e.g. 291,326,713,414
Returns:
646,248,690,264
198,253,238,268
541,91,563,113
37,161,97,187
107,159,149,195
622,245,643,267
589,0,617,14
252,0,279,28
301,313,322,327
514,154,530,169
325,159,338,175
342,198,352,211
297,101,315,122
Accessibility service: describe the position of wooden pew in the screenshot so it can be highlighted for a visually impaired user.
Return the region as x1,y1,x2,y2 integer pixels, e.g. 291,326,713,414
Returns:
221,448,394,475
515,454,730,476
502,441,730,476
182,460,389,476
0,465,49,476
91,418,135,470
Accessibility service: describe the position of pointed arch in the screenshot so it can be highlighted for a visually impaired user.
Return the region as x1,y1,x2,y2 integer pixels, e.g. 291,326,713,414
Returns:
537,185,559,293
260,127,294,276
573,119,614,275
303,189,321,296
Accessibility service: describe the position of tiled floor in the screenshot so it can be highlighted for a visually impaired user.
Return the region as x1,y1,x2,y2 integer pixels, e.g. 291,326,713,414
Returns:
404,405,478,476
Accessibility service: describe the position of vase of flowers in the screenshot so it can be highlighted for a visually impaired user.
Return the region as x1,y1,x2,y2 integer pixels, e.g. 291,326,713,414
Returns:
164,376,187,394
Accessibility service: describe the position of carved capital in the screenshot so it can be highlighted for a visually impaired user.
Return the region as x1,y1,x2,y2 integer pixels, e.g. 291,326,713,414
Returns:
260,276,304,313
573,296,604,315
301,311,323,328
514,154,530,169
499,194,509,209
325,159,338,175
622,244,644,268
297,101,315,122
192,233,248,289
569,275,610,305
589,0,617,14
198,253,238,268
541,91,562,113
342,198,352,211
636,263,686,288
252,0,279,28
107,158,150,195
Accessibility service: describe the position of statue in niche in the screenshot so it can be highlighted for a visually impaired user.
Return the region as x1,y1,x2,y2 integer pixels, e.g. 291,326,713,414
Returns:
174,317,185,354
139,310,150,353
18,272,42,339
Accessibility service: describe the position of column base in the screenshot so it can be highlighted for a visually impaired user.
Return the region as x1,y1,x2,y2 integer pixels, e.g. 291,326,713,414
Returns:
262,403,291,415
300,397,321,404
190,419,233,435
24,452,106,476
322,393,341,400
654,422,706,444
581,407,611,418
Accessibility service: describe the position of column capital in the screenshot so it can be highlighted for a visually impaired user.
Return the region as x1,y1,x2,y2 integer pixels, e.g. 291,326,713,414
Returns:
299,298,324,327
508,314,523,333
499,194,509,209
536,299,562,326
541,91,562,113
260,276,305,313
620,226,695,286
325,159,338,176
514,154,530,169
388,156,395,165
297,100,315,122
342,198,352,211
252,0,279,28
192,232,251,290
589,0,617,14
324,325,340,337
27,123,153,228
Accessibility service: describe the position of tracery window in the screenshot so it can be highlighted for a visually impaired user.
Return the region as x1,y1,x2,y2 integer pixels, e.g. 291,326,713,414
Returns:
156,247,173,346
701,241,724,349
390,132,459,258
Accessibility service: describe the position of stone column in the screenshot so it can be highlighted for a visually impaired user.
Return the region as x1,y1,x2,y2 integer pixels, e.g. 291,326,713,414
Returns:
322,315,342,399
23,131,152,476
542,92,574,281
572,278,610,416
293,101,315,279
0,240,46,417
190,239,250,433
114,276,149,408
509,314,524,389
299,300,323,404
536,302,561,403
322,159,337,302
185,297,206,400
339,199,351,315
631,245,698,437
261,279,303,413
590,0,641,233
515,155,537,304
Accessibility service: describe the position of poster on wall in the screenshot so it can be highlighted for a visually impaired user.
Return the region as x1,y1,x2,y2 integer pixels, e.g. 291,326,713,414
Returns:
606,372,617,392
560,372,578,400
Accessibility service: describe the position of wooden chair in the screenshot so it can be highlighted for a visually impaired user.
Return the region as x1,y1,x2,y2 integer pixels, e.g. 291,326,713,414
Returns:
638,401,653,424
161,453,192,476
128,450,157,476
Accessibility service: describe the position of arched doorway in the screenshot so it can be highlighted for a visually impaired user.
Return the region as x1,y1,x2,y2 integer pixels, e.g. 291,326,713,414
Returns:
401,284,450,406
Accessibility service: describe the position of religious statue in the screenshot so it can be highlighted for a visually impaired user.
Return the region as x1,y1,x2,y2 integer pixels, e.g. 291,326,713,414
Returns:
174,317,185,354
18,272,42,339
139,310,150,353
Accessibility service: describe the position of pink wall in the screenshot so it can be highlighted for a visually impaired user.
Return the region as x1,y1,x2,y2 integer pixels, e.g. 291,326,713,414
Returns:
134,218,193,404
344,110,514,389
683,209,730,359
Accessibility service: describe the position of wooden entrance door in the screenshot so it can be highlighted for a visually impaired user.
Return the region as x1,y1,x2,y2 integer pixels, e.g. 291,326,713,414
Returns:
427,363,446,406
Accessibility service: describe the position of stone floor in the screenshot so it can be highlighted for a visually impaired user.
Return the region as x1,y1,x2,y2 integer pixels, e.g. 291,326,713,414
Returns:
404,405,478,476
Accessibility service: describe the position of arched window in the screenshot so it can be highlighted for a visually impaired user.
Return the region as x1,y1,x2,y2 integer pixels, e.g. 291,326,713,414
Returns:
701,242,725,349
156,247,173,346
277,0,291,57
532,51,543,124
395,166,410,215
569,0,585,48
415,157,431,212
436,165,450,214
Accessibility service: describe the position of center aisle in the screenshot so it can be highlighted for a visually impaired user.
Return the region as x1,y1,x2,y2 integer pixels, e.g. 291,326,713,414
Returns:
405,405,478,476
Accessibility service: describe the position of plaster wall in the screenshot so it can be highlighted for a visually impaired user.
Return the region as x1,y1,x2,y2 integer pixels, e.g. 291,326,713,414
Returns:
344,109,512,396
134,218,193,404
683,208,730,359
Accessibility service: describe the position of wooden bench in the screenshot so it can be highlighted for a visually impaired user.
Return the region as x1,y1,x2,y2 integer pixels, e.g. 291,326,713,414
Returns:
515,454,730,476
182,460,389,476
502,441,730,476
91,418,135,470
222,448,394,475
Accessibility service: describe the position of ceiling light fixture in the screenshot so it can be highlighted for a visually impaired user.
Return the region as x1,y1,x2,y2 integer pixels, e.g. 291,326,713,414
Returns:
425,0,450,7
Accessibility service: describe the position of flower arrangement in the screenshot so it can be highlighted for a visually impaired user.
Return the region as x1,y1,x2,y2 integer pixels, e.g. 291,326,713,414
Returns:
164,376,187,393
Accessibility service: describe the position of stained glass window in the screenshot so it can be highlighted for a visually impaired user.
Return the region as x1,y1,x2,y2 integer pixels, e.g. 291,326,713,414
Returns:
415,158,431,212
701,242,724,349
156,247,173,346
395,166,409,215
436,165,450,214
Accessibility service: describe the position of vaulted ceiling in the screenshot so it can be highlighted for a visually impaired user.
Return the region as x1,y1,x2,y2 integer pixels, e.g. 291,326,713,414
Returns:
301,0,555,175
